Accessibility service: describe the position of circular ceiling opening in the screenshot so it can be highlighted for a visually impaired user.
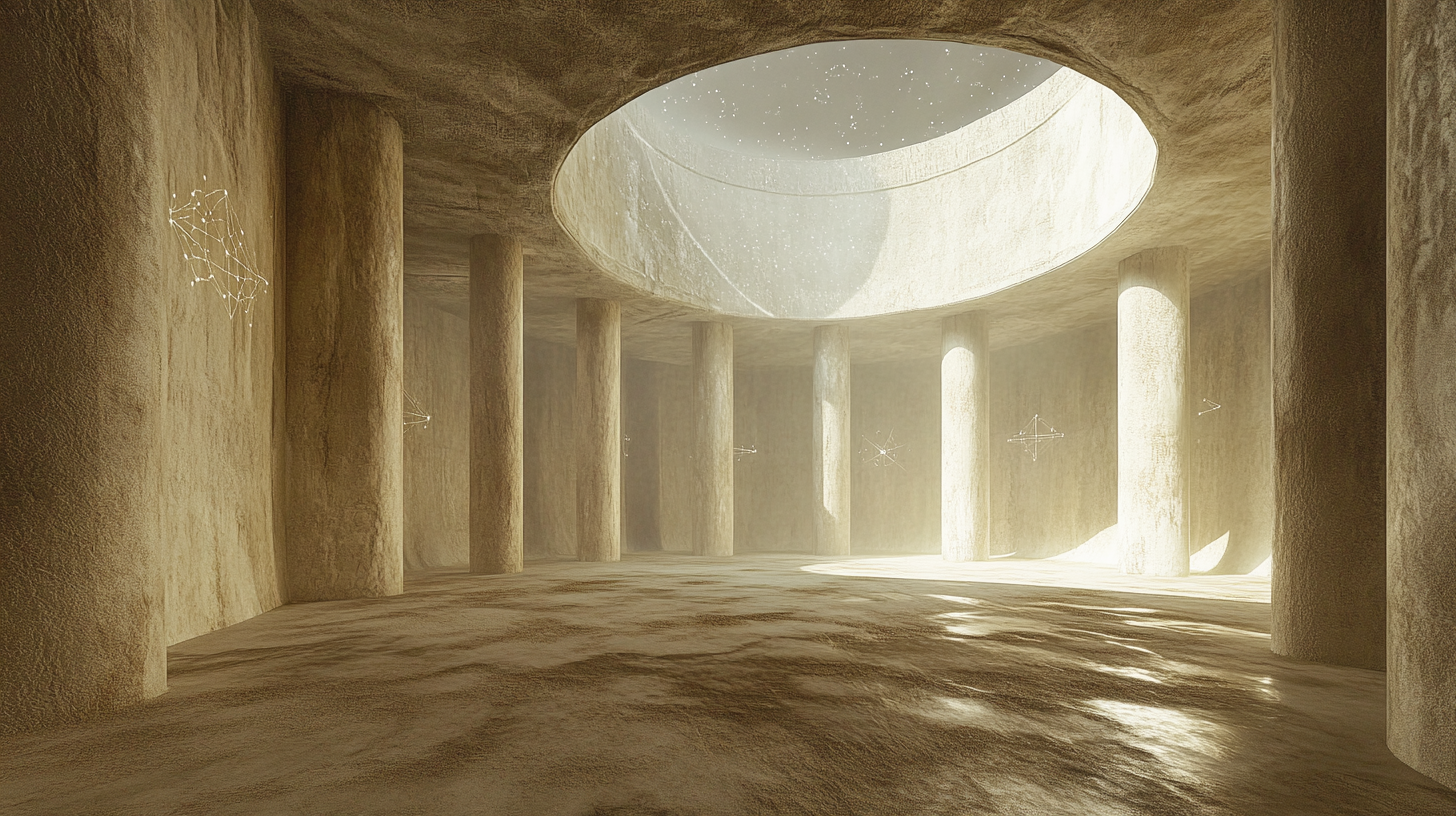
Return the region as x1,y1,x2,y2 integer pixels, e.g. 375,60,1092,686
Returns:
554,39,1158,320
638,40,1062,160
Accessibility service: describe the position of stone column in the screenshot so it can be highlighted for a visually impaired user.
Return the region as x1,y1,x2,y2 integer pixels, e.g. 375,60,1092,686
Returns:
0,0,167,734
942,313,991,562
1270,0,1386,670
285,90,404,601
470,235,523,574
1389,0,1456,789
813,325,852,556
692,322,734,556
1118,247,1190,577
576,299,621,562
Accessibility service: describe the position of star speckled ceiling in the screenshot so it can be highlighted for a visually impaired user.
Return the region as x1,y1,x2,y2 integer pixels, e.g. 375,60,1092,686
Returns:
638,39,1061,160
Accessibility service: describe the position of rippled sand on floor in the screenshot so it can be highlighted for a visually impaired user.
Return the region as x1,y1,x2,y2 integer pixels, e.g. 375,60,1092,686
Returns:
1,553,1449,815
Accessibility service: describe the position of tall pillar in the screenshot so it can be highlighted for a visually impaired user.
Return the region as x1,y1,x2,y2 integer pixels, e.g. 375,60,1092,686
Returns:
0,0,167,734
1118,247,1190,577
470,235,523,574
285,90,404,601
813,325,852,556
942,313,991,562
692,322,734,557
1270,0,1386,670
1389,0,1456,789
576,299,621,562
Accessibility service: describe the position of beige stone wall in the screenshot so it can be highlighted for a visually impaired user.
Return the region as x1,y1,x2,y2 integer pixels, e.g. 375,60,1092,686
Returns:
1190,273,1274,573
851,361,943,553
523,339,577,559
990,323,1121,559
560,275,1269,567
734,367,815,552
621,358,662,551
989,276,1272,570
160,0,287,644
657,362,696,553
403,295,469,569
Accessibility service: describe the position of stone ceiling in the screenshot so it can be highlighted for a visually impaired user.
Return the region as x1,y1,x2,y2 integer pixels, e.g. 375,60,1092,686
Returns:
252,0,1271,367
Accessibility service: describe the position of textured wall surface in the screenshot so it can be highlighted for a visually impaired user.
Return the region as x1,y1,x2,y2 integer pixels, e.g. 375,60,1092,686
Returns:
852,361,943,554
403,294,468,570
734,367,815,553
254,0,1276,367
1388,0,1456,789
0,0,169,734
658,361,696,553
991,323,1120,560
161,0,287,644
1270,0,1387,670
523,339,576,559
622,359,663,552
990,280,1270,569
1190,274,1273,574
284,90,404,601
590,277,1269,567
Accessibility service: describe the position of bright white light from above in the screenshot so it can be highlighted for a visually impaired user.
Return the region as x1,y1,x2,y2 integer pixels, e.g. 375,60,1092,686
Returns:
554,39,1159,320
640,39,1061,160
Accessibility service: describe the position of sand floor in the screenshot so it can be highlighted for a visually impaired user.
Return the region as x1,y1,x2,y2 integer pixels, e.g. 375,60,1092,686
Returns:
1,554,1450,815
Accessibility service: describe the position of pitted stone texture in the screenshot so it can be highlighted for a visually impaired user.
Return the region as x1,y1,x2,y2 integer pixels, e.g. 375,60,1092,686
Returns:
470,235,524,575
1388,0,1456,790
575,299,621,562
284,90,405,601
1270,0,1386,672
159,0,288,649
692,322,735,557
253,0,1274,366
0,0,168,735
1118,247,1190,578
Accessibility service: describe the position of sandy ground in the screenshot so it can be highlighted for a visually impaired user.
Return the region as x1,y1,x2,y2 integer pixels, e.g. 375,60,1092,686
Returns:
1,554,1450,815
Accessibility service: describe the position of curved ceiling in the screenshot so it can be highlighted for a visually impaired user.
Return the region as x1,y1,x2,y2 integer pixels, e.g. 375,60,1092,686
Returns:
253,1,1273,366
555,62,1157,319
636,39,1061,160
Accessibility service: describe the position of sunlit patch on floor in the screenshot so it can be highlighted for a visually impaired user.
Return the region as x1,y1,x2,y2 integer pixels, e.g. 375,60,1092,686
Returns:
0,554,1447,815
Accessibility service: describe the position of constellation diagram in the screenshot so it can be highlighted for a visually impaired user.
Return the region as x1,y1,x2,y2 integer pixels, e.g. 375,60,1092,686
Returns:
1007,414,1064,462
404,390,432,432
860,429,907,471
1198,398,1222,416
168,177,269,325
734,443,758,462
